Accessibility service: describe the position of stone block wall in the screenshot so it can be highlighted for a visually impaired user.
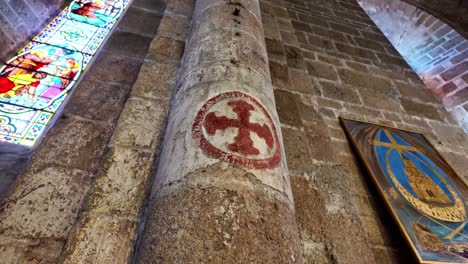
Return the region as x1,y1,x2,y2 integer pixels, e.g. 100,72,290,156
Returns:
0,0,66,61
358,0,468,132
0,0,467,262
0,0,167,261
260,0,468,262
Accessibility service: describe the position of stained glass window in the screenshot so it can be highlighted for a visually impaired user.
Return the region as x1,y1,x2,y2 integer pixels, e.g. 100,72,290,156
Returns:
0,0,130,146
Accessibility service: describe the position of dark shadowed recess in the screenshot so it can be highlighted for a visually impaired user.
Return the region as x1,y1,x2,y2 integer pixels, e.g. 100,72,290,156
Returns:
403,0,468,39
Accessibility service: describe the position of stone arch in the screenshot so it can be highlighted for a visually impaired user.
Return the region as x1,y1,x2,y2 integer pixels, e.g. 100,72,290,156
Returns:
358,0,468,132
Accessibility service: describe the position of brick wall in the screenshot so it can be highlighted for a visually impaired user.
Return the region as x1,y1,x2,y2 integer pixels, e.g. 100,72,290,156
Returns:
359,0,468,132
0,0,66,61
260,0,468,262
402,0,468,39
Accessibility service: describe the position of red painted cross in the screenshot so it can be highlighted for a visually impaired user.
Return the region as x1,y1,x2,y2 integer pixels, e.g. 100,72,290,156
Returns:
203,100,274,156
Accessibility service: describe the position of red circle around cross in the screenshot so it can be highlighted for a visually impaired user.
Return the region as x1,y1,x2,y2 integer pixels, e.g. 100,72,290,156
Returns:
192,91,281,170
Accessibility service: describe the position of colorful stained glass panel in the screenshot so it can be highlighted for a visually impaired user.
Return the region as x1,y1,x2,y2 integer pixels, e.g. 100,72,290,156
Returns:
0,0,130,146
6,44,83,81
0,104,53,146
67,0,123,27
31,19,112,54
0,68,75,112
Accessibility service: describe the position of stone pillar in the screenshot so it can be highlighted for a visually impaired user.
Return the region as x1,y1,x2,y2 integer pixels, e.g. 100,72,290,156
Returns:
136,0,302,262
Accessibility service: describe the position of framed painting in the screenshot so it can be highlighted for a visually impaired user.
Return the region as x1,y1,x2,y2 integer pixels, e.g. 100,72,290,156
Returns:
340,117,468,263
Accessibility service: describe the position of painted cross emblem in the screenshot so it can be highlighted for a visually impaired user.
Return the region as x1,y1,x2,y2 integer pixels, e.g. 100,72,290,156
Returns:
193,92,281,169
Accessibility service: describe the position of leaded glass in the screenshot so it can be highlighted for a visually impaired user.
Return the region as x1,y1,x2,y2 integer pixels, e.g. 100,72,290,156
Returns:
0,0,129,146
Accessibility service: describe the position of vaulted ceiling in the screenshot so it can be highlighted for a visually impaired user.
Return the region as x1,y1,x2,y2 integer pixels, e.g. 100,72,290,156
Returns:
403,0,468,38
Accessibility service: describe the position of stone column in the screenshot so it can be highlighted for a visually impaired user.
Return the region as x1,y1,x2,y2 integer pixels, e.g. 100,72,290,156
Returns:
136,0,302,262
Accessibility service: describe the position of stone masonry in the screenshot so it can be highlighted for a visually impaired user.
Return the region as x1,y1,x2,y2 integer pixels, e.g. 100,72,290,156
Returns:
260,0,467,262
359,0,468,132
62,0,190,262
135,0,302,262
0,0,165,262
0,0,67,201
0,0,66,61
0,0,467,263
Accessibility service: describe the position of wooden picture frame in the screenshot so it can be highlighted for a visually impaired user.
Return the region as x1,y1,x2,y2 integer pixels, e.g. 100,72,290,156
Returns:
340,117,468,263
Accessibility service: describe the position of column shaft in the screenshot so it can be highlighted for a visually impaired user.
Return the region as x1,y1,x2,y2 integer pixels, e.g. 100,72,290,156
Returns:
136,0,302,262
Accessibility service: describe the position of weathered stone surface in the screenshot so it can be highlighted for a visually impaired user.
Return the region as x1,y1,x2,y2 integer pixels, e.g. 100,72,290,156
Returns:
136,0,301,262
63,216,137,264
64,79,130,123
0,237,64,264
262,14,281,40
440,151,468,179
338,68,392,91
282,127,315,173
305,127,337,163
265,38,286,62
182,27,269,80
104,31,153,60
1,0,170,262
117,7,163,37
291,176,326,240
111,97,168,149
297,101,323,123
430,122,468,148
274,89,302,127
306,60,338,81
166,0,194,17
157,12,190,41
0,144,32,201
269,61,290,88
311,164,375,264
0,167,90,239
86,52,143,85
285,45,306,69
395,81,439,104
133,0,164,10
320,81,362,104
137,181,302,263
146,36,185,63
84,147,154,219
289,69,319,95
32,117,112,173
401,98,444,121
259,1,468,263
131,61,177,100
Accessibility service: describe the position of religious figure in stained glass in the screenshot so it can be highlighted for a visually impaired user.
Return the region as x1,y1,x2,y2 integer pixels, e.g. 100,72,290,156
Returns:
0,45,83,111
340,117,468,263
0,0,130,146
68,0,123,27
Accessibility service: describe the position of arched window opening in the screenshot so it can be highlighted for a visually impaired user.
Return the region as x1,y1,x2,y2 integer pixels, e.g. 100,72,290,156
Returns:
0,0,129,146
358,0,468,132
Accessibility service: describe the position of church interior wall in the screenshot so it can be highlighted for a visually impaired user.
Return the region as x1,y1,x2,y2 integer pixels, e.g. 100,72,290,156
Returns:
0,0,467,263
0,0,168,262
358,0,468,133
0,0,67,62
260,0,468,262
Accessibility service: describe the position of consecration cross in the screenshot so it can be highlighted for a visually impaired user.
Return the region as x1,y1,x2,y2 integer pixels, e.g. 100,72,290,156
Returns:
203,100,274,156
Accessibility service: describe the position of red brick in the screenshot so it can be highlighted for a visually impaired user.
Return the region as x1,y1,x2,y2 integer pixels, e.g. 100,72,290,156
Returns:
442,87,468,109
435,82,457,100
440,61,468,81
462,73,468,83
